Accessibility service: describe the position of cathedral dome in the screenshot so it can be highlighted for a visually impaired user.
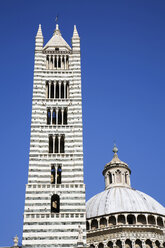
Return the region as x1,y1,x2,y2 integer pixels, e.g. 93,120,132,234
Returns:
86,145,165,219
86,186,165,218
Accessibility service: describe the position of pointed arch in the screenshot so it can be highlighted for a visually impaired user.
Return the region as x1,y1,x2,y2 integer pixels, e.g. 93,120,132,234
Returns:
51,194,60,213
49,135,53,153
57,165,62,184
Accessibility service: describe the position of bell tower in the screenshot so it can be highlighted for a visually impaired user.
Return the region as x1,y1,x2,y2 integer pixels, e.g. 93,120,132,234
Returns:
22,24,86,248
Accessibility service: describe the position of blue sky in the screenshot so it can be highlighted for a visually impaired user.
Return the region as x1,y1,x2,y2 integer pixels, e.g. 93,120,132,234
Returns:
0,0,165,245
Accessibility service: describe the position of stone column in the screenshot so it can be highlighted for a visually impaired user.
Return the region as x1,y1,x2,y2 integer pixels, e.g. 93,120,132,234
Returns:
53,135,55,153
62,108,64,125
142,241,146,248
48,55,51,69
46,56,48,69
59,81,61,98
122,240,125,248
60,55,62,69
64,81,66,98
57,55,59,69
54,81,56,99
50,108,52,125
56,109,58,125
49,81,51,98
58,135,61,153
64,55,66,69
52,55,55,69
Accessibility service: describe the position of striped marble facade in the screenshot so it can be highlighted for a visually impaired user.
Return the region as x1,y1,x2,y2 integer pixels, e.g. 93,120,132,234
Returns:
22,24,86,248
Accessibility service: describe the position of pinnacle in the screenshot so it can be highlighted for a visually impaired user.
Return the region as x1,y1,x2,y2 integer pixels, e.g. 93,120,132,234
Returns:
36,24,43,37
73,25,80,38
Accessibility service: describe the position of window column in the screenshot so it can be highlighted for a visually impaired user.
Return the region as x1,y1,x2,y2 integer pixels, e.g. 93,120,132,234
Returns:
50,108,52,125
59,81,61,98
49,81,51,99
58,135,61,153
56,108,58,125
53,135,55,153
62,108,64,125
64,81,66,98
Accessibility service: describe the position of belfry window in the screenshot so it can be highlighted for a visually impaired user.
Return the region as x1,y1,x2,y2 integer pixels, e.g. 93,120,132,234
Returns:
48,135,65,154
60,135,65,153
49,135,53,153
51,164,62,184
46,55,69,70
109,173,112,184
46,81,69,99
47,107,68,125
51,194,60,213
47,109,51,124
57,165,62,184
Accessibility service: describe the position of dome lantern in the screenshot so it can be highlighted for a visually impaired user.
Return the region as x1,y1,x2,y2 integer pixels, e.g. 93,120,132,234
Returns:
102,145,131,189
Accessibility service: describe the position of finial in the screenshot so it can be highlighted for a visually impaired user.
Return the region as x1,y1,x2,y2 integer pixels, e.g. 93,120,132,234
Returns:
55,15,59,24
113,143,118,155
13,235,18,247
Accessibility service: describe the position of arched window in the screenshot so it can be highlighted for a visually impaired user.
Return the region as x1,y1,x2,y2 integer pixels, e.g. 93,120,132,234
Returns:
66,82,69,98
107,241,113,248
58,56,61,68
61,82,64,98
109,173,112,184
60,135,65,153
148,215,156,225
127,214,136,224
145,240,152,248
46,81,49,98
58,109,62,124
55,135,58,153
51,194,60,213
63,108,67,125
57,165,62,184
118,215,125,225
98,243,104,248
109,216,116,226
55,56,57,68
125,173,128,183
125,240,132,248
116,170,121,183
52,109,56,125
51,165,55,184
155,241,160,248
86,221,89,231
116,240,122,248
47,109,51,125
137,215,146,225
91,219,98,230
100,217,107,228
51,82,54,98
49,135,53,153
135,240,142,248
157,217,163,227
56,82,59,98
